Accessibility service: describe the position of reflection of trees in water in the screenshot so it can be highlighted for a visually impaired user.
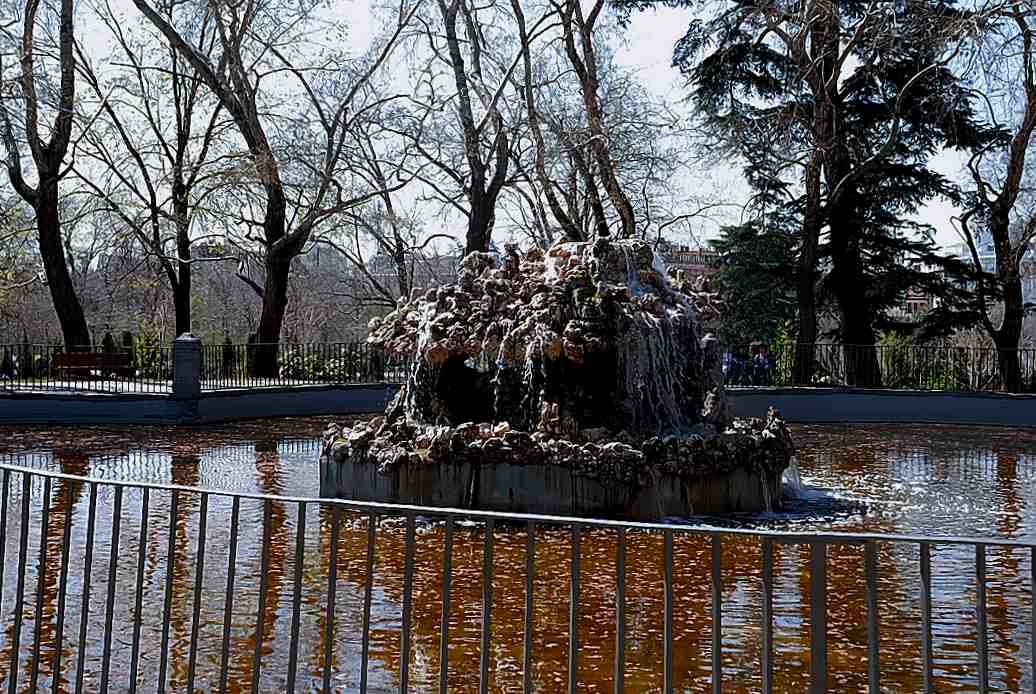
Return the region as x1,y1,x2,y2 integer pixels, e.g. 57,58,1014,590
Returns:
296,516,1032,694
164,454,200,691
797,425,1036,489
294,521,835,693
254,438,285,496
0,439,309,693
792,425,1034,690
0,451,89,693
987,453,1025,692
309,505,353,689
2,423,1035,692
220,439,291,693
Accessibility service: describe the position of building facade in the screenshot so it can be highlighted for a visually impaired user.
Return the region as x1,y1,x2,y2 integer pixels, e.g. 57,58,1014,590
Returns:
662,245,720,282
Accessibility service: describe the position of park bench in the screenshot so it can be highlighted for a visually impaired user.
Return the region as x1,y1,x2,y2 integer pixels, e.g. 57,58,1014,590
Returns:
53,352,133,379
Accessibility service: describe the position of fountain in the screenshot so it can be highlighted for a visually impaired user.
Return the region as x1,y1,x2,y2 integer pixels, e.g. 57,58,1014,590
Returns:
320,237,794,519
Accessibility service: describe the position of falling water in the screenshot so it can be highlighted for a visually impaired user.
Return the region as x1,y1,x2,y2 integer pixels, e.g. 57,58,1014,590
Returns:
783,456,805,498
620,243,642,295
613,244,695,434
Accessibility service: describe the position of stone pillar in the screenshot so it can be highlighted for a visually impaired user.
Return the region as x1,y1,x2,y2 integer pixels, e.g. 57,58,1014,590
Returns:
172,333,202,401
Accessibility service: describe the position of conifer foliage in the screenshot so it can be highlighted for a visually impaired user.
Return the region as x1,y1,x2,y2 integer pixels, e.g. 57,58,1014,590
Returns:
625,0,1000,385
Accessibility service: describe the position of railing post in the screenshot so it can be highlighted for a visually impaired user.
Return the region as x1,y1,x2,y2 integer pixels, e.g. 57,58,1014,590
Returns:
810,541,828,694
172,334,202,419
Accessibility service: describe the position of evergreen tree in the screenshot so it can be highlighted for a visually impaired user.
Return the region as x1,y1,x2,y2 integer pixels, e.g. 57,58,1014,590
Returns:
709,219,797,350
624,0,997,385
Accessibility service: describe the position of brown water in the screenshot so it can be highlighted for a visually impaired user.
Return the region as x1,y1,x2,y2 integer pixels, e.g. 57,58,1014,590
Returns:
0,420,1033,693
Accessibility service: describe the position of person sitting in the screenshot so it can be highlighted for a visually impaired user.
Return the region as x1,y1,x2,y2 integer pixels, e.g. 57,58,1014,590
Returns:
750,342,773,386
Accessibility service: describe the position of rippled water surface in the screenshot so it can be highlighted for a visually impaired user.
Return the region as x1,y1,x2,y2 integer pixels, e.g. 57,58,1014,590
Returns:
0,419,1033,692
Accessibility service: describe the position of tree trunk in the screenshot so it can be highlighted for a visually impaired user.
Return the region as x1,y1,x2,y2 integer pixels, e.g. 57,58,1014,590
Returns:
790,3,842,386
793,228,818,385
254,253,291,377
559,0,635,238
996,332,1022,393
802,0,877,387
37,179,91,350
794,157,823,385
466,198,494,254
173,196,192,336
829,212,881,387
392,236,411,299
996,253,1024,392
794,287,817,385
826,137,880,386
840,318,881,387
173,281,191,338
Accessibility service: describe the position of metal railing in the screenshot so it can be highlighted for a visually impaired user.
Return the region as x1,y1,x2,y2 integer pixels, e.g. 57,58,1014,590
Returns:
0,462,1032,693
725,342,1036,392
0,344,172,394
11,338,1036,396
200,342,409,390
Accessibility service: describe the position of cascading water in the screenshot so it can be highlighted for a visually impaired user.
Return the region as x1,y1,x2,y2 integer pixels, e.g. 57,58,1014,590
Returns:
760,475,773,513
783,456,805,498
322,238,795,519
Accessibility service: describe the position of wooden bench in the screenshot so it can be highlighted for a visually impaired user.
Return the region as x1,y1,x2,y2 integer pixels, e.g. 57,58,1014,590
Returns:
53,352,133,379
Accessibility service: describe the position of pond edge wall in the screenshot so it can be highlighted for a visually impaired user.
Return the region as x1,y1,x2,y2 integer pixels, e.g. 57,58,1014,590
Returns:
726,387,1036,427
3,384,1036,426
0,384,401,425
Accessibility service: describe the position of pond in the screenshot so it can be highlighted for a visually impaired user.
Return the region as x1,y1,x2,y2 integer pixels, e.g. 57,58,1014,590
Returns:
0,419,1033,693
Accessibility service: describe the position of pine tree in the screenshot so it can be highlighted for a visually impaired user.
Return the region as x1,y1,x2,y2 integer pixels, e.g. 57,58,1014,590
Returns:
709,219,797,350
624,0,999,385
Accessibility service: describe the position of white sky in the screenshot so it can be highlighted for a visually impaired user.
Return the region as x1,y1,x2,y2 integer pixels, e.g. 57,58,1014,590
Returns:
613,6,969,251
85,0,968,252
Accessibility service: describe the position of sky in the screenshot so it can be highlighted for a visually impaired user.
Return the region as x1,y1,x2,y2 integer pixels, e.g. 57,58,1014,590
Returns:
88,0,970,253
610,5,971,252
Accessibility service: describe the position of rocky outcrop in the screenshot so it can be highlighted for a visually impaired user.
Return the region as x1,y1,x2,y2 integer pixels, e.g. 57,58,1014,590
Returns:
322,237,793,518
366,238,713,437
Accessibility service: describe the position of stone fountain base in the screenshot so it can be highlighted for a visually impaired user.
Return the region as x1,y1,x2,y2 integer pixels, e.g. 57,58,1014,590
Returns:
319,409,793,520
321,238,794,519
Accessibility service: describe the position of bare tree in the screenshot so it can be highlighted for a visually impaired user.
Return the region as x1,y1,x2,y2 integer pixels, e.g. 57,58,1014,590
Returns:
509,14,712,246
958,0,1036,391
551,0,637,238
128,0,419,373
314,122,438,308
0,0,92,348
510,0,582,243
330,118,458,304
395,0,557,254
75,0,229,336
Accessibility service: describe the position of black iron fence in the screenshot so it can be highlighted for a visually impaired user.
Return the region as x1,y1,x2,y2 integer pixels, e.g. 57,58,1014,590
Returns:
724,343,1036,392
0,463,1032,692
200,342,409,390
8,338,1036,395
0,343,172,394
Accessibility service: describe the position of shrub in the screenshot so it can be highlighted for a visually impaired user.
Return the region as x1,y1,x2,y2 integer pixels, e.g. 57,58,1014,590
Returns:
877,332,915,389
133,332,168,379
279,346,363,382
18,334,33,379
0,348,13,378
121,331,135,364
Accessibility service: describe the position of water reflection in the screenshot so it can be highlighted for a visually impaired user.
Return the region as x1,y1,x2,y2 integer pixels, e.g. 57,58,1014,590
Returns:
0,421,1031,692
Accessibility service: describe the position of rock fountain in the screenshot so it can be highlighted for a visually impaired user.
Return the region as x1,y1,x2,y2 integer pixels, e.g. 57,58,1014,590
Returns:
320,237,793,519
